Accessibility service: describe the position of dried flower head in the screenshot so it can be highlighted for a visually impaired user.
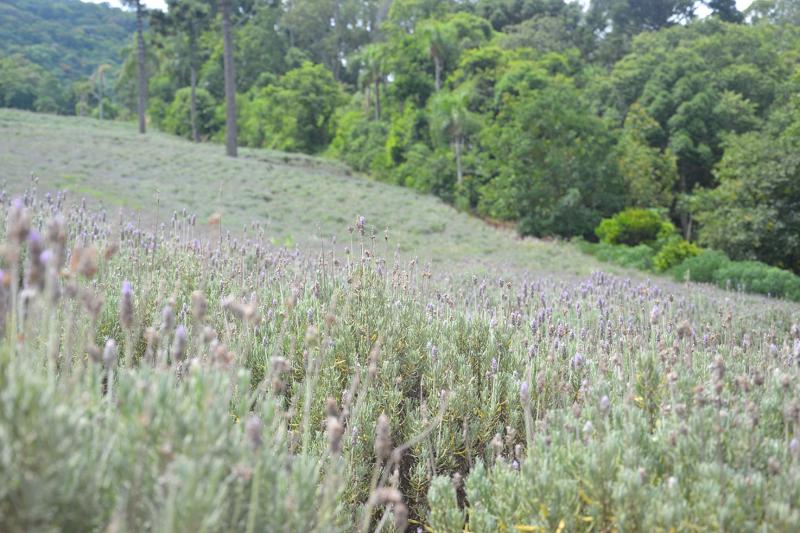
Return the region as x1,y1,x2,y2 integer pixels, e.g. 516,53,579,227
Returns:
119,281,134,330
103,339,118,368
245,415,263,450
374,414,392,463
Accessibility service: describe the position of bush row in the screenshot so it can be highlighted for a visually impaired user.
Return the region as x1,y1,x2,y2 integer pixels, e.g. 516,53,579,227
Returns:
581,209,800,301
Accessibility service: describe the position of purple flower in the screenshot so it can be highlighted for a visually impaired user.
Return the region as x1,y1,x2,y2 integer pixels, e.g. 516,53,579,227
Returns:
519,381,530,404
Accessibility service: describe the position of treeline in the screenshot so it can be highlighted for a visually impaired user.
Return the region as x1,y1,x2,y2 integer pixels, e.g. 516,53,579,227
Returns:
0,0,135,113
3,0,800,274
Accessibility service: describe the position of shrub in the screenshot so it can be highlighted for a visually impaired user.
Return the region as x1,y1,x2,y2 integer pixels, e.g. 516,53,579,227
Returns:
671,250,800,301
714,261,800,301
328,109,388,173
595,208,675,246
579,241,656,271
670,249,731,283
653,237,701,272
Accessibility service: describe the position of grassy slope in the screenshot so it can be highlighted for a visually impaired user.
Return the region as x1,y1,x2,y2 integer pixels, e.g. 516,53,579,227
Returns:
0,108,605,277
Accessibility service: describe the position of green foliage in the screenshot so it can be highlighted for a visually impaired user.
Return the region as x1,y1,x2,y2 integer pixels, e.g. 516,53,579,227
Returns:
0,55,66,113
0,0,135,82
478,77,624,238
653,237,701,272
670,249,800,301
713,261,800,300
670,249,731,283
427,476,465,531
579,240,656,271
616,103,678,209
241,62,343,153
595,208,675,246
328,109,388,173
693,99,800,273
600,20,798,200
161,86,220,140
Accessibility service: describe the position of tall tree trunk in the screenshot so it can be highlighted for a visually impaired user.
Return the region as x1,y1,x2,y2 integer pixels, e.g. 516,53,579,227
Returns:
333,0,342,81
98,73,104,120
221,0,237,157
135,1,147,134
374,78,381,121
190,64,199,142
434,55,442,92
454,137,463,186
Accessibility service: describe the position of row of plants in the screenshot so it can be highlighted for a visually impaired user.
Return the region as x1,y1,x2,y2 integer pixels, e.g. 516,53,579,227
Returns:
579,208,800,302
4,188,800,531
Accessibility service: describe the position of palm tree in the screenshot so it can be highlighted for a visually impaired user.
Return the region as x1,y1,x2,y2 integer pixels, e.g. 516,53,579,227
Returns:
431,91,480,186
90,64,112,120
423,22,454,92
357,44,385,120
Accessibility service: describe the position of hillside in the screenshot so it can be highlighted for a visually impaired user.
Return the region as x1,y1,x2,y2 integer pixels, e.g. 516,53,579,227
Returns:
3,111,800,531
0,0,135,81
0,108,598,276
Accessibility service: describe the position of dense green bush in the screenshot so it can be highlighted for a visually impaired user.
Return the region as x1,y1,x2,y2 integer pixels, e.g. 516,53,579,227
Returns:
161,87,220,141
240,62,343,153
578,241,655,271
595,208,675,247
714,261,800,301
653,237,701,272
328,109,388,173
671,250,800,301
670,250,731,283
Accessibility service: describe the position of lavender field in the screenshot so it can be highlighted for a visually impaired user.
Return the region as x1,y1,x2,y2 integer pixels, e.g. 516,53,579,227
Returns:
1,168,799,531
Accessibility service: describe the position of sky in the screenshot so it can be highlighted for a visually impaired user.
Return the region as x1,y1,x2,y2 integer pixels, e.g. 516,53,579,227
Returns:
82,0,753,15
82,0,167,10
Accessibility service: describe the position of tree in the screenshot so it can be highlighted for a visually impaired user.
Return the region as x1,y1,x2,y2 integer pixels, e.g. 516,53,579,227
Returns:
587,0,696,63
477,79,624,238
89,64,112,120
693,100,800,272
475,0,581,31
704,0,744,23
152,0,212,142
616,103,678,211
356,43,386,120
747,0,800,25
241,62,342,153
220,0,237,156
430,90,480,186
599,21,797,232
420,14,493,92
423,21,455,92
122,0,148,133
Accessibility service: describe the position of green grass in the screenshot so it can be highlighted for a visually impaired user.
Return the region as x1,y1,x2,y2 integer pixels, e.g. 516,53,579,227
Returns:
0,108,600,277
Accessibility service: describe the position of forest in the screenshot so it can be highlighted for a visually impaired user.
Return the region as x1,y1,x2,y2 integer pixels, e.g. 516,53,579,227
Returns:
2,0,800,277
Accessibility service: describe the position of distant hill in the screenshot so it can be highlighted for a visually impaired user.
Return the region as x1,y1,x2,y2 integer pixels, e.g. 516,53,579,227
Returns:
0,0,136,81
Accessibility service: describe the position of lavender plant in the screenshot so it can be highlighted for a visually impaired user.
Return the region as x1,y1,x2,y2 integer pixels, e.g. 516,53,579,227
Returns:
0,185,799,531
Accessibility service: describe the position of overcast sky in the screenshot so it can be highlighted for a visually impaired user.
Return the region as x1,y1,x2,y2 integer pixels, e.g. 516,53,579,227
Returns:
82,0,167,10
81,0,753,15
